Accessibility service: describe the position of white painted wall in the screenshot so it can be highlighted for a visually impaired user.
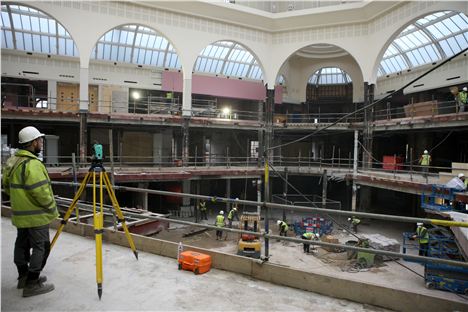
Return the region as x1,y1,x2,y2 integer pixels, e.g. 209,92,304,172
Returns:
6,1,467,104
280,54,364,103
375,55,468,99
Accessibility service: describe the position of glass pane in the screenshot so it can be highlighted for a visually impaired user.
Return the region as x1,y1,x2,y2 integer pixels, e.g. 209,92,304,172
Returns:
49,36,56,54
23,33,32,50
1,12,11,28
29,16,40,32
126,31,134,45
32,34,40,51
39,17,48,32
48,20,55,34
21,15,31,31
11,13,22,29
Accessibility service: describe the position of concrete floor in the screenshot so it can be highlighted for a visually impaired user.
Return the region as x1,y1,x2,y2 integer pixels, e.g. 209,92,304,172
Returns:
1,217,389,311
157,213,467,303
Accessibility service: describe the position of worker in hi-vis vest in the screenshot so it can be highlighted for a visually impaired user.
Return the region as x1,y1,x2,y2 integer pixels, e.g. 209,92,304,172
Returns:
277,220,289,236
412,222,429,256
419,150,431,174
215,211,225,240
2,126,58,297
198,200,207,221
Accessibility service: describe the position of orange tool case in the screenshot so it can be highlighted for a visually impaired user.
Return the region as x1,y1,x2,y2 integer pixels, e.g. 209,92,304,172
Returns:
178,251,212,274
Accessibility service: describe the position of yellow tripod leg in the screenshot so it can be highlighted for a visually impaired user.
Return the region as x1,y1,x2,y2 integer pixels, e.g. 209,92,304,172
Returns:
102,172,139,260
94,171,104,299
51,172,91,249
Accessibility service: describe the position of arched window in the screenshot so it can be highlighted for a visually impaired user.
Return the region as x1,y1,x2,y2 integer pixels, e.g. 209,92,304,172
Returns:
276,75,286,86
91,25,181,69
308,67,352,85
1,3,78,56
194,41,263,80
378,11,468,77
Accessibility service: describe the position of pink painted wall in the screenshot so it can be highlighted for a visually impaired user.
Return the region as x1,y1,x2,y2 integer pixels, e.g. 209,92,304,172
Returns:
163,71,283,103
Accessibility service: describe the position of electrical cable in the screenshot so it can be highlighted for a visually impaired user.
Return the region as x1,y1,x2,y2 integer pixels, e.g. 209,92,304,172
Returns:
268,162,361,240
268,47,468,152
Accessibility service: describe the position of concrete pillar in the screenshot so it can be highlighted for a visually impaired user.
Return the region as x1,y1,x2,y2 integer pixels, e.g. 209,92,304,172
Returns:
322,170,328,208
182,73,192,117
136,182,149,211
79,111,87,164
362,82,375,169
352,130,359,212
264,87,275,259
311,141,317,160
47,80,57,110
79,67,89,111
182,118,189,165
182,180,190,206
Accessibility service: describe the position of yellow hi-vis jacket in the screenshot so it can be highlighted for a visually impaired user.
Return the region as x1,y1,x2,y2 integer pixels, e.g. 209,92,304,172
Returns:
416,226,429,244
2,149,58,228
215,215,225,227
459,91,467,104
279,221,288,232
199,201,206,211
420,154,431,166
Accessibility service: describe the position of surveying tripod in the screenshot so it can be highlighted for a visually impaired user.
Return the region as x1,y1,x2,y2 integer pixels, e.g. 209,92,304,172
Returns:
50,160,138,299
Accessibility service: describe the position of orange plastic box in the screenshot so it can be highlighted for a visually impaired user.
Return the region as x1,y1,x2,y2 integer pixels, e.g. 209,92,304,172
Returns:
178,251,212,275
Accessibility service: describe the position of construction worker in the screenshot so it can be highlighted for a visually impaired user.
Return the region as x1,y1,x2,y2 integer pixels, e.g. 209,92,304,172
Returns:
457,86,467,113
446,173,466,191
348,216,361,233
412,222,429,256
215,210,225,240
198,200,208,221
227,207,238,228
419,150,431,174
277,220,288,237
2,126,58,297
301,232,319,253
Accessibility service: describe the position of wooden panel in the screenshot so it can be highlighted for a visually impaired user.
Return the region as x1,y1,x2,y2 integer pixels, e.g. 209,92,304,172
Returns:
57,83,79,112
89,85,98,112
122,132,153,164
403,100,438,117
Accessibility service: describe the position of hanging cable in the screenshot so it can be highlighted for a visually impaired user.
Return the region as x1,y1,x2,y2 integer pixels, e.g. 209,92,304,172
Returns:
268,162,361,240
268,47,468,152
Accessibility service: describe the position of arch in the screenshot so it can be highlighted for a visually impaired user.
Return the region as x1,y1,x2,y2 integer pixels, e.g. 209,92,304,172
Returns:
1,3,79,57
89,23,182,71
274,43,364,103
268,40,365,89
192,39,265,81
307,67,352,86
276,74,286,86
371,9,468,82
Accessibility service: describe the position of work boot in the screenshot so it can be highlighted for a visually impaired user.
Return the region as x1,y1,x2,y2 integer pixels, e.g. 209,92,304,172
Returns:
17,275,47,289
22,279,54,297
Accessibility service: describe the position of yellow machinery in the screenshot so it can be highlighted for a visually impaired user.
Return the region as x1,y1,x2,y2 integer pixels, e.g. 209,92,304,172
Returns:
237,212,261,259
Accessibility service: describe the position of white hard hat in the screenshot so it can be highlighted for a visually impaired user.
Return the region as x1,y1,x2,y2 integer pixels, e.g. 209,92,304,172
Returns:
277,220,282,225
417,222,423,226
423,150,428,154
463,87,467,91
458,173,465,178
347,218,351,221
233,208,237,211
219,210,224,215
18,126,45,144
235,197,239,200
315,233,320,238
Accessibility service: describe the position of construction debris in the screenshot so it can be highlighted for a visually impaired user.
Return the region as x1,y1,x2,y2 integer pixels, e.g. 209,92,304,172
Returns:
358,233,400,260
